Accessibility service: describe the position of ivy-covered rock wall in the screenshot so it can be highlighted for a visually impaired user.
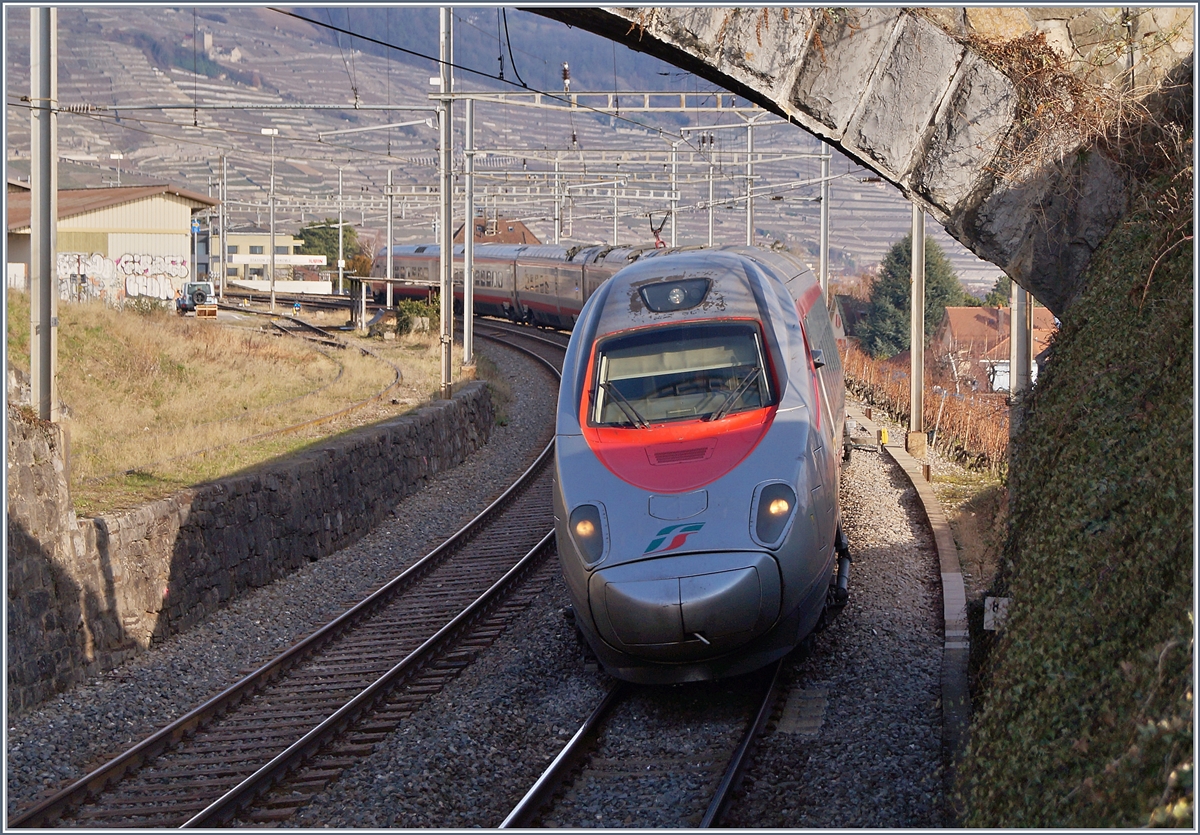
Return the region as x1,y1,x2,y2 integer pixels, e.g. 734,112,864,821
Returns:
958,146,1193,826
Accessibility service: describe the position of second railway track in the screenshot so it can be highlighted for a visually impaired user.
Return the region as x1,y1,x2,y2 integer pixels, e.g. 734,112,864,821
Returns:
10,325,567,829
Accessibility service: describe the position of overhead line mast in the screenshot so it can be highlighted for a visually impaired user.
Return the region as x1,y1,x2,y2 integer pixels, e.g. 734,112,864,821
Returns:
438,7,454,400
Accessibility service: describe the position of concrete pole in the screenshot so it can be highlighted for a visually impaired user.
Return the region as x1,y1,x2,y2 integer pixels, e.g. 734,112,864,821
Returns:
30,6,58,421
819,141,830,301
438,6,453,399
708,161,714,246
908,205,926,455
745,121,754,246
269,131,277,312
360,279,367,331
464,97,475,368
612,185,618,246
1009,281,1033,427
553,156,561,245
386,169,394,308
670,141,678,247
219,154,226,300
337,167,344,296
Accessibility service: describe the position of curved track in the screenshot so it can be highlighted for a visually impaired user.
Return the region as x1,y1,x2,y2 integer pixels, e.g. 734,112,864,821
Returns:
10,329,565,829
501,659,785,828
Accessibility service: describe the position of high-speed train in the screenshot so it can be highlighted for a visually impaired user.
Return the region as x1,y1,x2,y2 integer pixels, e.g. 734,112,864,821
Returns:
370,242,668,328
554,246,849,683
372,242,850,684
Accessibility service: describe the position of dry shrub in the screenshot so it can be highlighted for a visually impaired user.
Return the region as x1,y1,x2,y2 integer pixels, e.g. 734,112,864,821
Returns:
961,27,1191,185
843,342,1010,470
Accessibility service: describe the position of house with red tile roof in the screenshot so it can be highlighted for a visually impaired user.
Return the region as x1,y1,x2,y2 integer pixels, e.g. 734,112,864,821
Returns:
932,306,1057,392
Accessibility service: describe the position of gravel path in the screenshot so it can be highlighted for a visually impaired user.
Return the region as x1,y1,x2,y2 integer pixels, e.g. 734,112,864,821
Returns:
723,436,947,827
5,340,557,819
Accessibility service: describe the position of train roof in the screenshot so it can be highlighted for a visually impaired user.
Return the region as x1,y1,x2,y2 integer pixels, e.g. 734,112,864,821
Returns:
587,248,782,338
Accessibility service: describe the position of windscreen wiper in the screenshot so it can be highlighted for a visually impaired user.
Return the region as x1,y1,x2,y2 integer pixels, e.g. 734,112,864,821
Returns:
601,381,650,428
707,367,761,422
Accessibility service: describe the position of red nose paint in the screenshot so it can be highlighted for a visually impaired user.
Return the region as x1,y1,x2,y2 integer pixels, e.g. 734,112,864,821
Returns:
579,325,778,494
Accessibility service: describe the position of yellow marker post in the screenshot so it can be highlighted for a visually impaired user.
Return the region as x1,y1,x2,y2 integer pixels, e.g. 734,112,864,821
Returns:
878,427,889,446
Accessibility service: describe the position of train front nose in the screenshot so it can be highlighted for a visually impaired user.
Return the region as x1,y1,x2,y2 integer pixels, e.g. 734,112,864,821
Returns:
586,552,782,661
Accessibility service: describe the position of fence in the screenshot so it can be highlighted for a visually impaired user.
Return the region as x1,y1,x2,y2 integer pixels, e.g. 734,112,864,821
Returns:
842,343,1010,470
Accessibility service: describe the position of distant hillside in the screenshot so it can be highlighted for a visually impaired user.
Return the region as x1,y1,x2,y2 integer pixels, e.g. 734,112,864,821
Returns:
300,7,687,95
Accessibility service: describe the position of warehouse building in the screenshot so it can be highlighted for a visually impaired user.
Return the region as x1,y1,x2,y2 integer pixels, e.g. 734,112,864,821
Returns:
7,182,217,303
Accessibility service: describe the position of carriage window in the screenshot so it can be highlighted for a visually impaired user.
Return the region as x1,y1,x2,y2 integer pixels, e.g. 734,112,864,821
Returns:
591,322,773,426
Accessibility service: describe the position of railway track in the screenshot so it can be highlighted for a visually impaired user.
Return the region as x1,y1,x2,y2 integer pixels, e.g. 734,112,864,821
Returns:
10,331,566,829
501,659,785,828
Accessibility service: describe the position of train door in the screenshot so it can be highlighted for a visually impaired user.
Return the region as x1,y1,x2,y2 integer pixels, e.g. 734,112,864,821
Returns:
556,265,583,328
501,260,519,320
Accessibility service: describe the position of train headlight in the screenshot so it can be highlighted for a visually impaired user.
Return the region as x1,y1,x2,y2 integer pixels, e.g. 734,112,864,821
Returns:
752,483,797,547
569,504,607,566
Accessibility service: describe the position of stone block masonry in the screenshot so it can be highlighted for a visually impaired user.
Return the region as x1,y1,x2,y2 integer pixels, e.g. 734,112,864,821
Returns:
6,382,493,714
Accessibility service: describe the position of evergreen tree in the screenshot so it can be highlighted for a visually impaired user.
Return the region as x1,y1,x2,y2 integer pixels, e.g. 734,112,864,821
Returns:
297,219,363,266
984,274,1012,307
858,233,966,358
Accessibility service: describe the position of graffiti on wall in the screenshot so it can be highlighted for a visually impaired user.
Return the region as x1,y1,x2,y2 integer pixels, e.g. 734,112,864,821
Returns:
56,252,191,303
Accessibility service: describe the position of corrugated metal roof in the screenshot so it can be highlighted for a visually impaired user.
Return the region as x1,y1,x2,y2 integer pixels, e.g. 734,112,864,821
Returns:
7,185,218,231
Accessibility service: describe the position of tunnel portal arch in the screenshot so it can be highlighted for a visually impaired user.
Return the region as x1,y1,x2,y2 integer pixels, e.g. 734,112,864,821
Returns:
535,7,1194,316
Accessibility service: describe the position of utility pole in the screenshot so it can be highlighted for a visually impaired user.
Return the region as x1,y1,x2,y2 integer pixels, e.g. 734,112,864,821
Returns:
613,184,618,246
337,167,344,296
908,205,926,457
219,154,227,300
438,6,453,399
463,96,476,369
670,139,679,247
262,127,278,311
553,155,561,245
386,168,394,308
30,6,58,422
1009,281,1033,436
708,159,714,246
746,120,754,246
819,141,830,301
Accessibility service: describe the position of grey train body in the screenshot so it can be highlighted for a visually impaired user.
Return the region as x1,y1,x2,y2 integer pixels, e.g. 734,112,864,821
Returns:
554,247,847,684
372,242,848,683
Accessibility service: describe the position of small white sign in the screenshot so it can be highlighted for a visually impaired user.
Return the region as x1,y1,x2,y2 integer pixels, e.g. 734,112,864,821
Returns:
983,596,1011,631
229,254,327,266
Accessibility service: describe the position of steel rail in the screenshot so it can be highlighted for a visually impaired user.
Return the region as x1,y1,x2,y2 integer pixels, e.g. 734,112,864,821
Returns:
184,530,557,827
498,659,784,828
700,658,786,827
499,684,629,828
9,336,564,829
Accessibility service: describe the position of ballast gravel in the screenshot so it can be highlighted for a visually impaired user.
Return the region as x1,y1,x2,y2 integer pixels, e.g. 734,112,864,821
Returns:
9,372,950,827
4,341,557,819
287,416,947,828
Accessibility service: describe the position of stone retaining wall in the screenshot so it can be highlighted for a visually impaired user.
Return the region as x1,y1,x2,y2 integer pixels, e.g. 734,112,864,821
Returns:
6,383,493,714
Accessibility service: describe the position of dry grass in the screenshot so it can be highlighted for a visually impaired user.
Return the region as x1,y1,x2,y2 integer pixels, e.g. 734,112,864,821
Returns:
7,292,474,515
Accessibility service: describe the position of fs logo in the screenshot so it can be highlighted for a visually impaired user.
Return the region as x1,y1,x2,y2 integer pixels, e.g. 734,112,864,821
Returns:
643,522,705,555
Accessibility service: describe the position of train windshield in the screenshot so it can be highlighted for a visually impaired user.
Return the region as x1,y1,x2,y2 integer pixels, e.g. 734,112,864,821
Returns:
591,322,774,426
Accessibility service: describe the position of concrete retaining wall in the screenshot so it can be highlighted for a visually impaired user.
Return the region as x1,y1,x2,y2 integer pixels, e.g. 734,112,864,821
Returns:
6,382,493,714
